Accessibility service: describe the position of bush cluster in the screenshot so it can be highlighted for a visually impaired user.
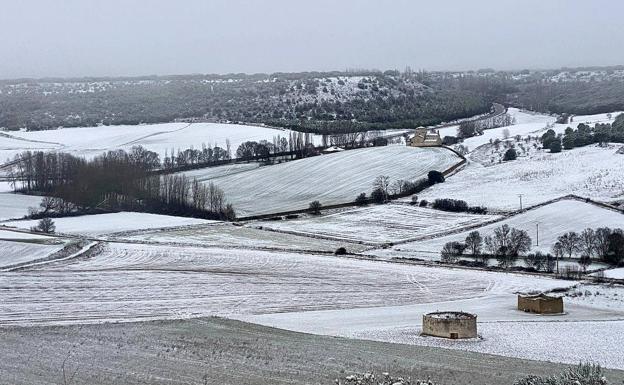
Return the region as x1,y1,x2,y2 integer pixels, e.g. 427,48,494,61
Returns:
432,199,487,214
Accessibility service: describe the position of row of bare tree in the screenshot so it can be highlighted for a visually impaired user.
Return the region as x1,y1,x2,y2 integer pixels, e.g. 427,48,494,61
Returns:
7,148,235,220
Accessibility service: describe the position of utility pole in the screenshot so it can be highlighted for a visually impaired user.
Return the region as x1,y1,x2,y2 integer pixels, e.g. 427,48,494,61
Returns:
536,223,539,247
518,194,523,211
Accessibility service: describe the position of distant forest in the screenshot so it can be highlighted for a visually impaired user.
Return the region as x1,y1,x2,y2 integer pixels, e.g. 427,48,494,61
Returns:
1,66,624,134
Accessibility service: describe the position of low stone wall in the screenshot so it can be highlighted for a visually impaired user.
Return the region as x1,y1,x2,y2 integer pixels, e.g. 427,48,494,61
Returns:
422,312,477,339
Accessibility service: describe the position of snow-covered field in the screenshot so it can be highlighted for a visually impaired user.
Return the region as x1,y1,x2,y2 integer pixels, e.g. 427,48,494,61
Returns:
3,106,624,371
254,204,500,244
2,236,623,368
177,162,261,182
39,240,624,368
0,122,321,163
0,192,44,221
4,212,216,237
419,144,624,210
371,199,624,259
443,108,621,154
120,223,368,252
240,290,624,369
204,146,461,216
598,268,624,280
0,242,572,327
427,109,624,211
439,108,556,150
0,228,51,240
0,243,516,325
0,239,66,268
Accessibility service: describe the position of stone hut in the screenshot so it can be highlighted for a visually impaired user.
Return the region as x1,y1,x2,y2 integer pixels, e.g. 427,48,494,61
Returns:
517,294,564,314
422,311,477,339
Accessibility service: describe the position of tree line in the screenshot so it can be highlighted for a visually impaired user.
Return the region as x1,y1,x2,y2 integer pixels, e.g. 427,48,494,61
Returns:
440,225,624,272
541,114,624,153
7,147,235,220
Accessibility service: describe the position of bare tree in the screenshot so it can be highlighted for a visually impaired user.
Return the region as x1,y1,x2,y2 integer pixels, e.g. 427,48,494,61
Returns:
39,196,56,214
579,228,597,258
465,231,483,257
390,180,408,195
372,175,390,202
557,232,580,258
594,227,612,259
485,224,531,269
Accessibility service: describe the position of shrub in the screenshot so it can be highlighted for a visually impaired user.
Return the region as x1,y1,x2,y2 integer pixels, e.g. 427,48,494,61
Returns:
355,192,368,206
442,136,459,145
339,372,437,385
372,137,388,146
334,247,347,255
541,129,557,148
309,200,322,215
31,217,56,234
550,139,562,153
222,204,237,221
524,252,553,272
419,200,428,207
503,148,517,161
371,188,387,204
440,241,466,263
467,206,488,214
427,170,445,184
410,195,418,205
514,363,608,385
456,259,487,268
432,198,468,212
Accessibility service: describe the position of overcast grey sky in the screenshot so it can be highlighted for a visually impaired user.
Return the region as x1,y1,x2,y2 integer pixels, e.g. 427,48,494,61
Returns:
1,0,623,79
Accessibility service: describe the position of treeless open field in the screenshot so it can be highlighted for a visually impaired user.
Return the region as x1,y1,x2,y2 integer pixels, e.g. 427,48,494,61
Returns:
3,317,622,385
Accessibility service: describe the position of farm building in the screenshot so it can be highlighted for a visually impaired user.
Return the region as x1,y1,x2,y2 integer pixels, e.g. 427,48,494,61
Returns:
422,311,477,339
409,127,442,147
517,293,564,314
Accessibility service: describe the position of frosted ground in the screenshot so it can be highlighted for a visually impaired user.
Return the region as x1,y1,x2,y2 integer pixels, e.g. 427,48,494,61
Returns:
0,122,322,163
0,191,46,221
176,162,261,181
119,223,368,253
438,107,621,152
4,212,216,237
3,238,623,368
253,203,500,244
2,107,624,374
410,108,624,210
0,239,66,268
419,144,624,210
371,199,624,260
599,268,624,279
201,145,461,216
437,107,556,147
241,288,624,369
0,242,563,326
